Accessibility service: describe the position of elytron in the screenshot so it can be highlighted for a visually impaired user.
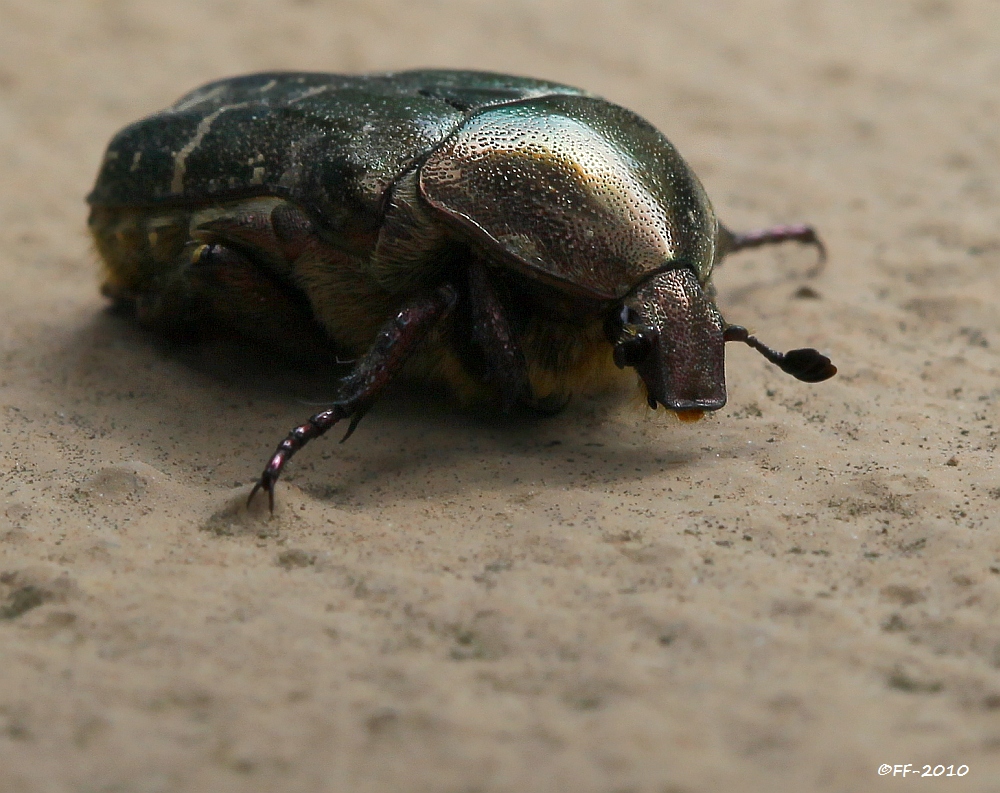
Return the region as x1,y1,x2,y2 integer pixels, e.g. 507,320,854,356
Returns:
88,70,835,508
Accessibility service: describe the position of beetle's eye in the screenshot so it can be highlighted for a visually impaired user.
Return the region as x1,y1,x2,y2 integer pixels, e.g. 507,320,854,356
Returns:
605,305,644,343
613,332,653,369
620,306,640,325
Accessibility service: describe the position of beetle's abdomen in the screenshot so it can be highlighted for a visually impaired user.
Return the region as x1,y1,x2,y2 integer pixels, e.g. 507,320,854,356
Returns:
90,205,193,310
89,198,397,362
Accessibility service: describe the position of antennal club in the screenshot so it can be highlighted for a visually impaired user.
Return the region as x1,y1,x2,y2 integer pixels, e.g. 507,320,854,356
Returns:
723,325,836,383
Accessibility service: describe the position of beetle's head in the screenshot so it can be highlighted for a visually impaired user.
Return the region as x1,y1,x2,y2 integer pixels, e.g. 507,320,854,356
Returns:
607,267,837,418
607,267,726,418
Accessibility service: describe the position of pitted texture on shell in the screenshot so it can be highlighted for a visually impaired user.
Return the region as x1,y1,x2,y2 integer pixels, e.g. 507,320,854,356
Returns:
628,268,726,410
420,96,718,300
88,71,589,240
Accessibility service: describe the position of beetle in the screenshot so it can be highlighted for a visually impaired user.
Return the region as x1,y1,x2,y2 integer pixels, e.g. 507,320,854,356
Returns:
88,70,836,509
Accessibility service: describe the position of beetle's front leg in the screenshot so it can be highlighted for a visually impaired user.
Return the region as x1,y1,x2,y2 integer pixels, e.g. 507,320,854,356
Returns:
249,284,458,511
718,223,826,274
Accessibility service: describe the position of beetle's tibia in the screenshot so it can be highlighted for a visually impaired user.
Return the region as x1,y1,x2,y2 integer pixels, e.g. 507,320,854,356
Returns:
723,325,836,383
248,284,458,512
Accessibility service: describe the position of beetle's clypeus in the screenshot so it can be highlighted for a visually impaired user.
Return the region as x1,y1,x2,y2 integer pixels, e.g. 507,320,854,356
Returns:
88,70,836,508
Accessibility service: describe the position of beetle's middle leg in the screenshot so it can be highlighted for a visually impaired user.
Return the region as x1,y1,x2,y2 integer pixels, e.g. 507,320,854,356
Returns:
466,260,532,412
249,284,458,511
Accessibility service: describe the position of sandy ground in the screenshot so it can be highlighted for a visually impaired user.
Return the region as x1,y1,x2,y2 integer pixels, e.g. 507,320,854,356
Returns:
1,1,1000,791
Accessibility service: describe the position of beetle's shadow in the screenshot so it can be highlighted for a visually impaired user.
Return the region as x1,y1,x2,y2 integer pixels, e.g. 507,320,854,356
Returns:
296,393,709,509
60,310,713,505
715,247,823,310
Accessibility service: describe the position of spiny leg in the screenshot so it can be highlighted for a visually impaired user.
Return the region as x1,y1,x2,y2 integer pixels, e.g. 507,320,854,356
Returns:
719,223,826,275
467,260,531,411
248,284,458,511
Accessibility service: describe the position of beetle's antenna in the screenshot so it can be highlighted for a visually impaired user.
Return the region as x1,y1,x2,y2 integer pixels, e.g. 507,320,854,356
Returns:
723,325,836,382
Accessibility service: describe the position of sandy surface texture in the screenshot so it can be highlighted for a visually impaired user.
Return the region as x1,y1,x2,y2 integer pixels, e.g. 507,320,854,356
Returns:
2,1,1000,791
